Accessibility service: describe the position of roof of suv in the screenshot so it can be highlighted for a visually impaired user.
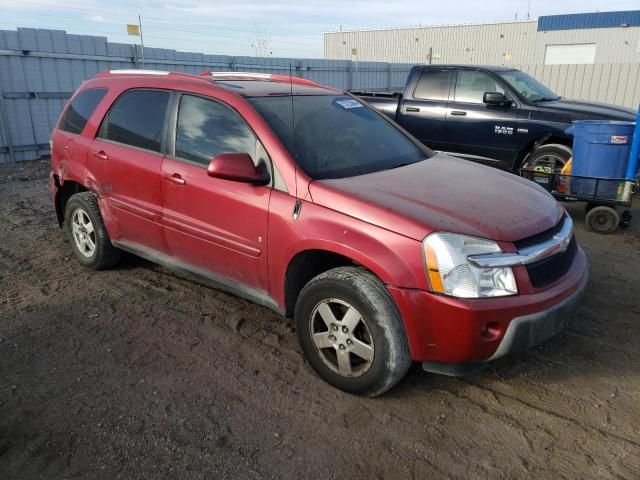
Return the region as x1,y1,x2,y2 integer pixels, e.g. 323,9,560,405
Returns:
94,69,340,97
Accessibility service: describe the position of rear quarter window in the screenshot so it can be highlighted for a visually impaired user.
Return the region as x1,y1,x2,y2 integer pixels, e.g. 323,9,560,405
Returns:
58,88,107,134
98,89,171,153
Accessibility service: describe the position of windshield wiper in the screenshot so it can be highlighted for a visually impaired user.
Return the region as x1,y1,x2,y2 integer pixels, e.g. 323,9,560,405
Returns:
532,97,560,102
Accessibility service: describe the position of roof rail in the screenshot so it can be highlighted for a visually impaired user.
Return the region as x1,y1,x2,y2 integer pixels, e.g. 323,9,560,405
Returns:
94,69,208,81
199,71,320,87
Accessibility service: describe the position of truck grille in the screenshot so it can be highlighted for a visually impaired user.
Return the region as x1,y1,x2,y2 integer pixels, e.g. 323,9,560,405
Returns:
515,217,577,289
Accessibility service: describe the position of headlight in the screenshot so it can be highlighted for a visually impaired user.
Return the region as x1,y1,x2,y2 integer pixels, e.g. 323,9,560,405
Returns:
423,232,517,298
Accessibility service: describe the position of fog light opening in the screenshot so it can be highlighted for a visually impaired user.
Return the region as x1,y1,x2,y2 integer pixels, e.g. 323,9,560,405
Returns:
480,322,501,341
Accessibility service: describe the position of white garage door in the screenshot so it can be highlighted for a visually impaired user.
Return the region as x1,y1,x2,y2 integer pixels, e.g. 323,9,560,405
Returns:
544,44,597,65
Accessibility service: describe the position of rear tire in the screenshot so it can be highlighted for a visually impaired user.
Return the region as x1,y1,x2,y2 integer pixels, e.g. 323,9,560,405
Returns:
585,205,619,234
64,192,121,269
295,267,411,397
522,143,572,173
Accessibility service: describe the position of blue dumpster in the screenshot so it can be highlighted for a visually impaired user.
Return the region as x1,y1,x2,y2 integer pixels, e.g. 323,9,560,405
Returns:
566,120,636,198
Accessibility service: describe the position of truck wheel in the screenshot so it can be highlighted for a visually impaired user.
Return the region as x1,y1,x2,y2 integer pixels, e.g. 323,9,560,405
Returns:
585,205,619,234
522,144,572,173
295,267,411,397
64,192,121,269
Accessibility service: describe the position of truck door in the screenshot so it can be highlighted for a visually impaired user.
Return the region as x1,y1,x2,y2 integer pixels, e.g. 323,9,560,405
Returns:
443,70,520,169
396,69,452,151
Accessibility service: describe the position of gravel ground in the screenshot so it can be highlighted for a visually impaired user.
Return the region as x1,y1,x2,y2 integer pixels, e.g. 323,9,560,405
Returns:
1,159,639,479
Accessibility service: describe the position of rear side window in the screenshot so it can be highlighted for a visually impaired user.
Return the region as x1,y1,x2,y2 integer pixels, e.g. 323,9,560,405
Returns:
414,70,450,101
99,89,170,153
175,94,257,166
58,88,107,134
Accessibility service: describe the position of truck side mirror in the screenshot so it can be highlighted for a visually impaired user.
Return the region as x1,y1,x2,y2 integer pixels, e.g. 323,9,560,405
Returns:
483,92,513,107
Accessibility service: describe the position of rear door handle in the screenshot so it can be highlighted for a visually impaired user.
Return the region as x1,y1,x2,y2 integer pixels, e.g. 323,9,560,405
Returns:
405,107,420,112
164,173,186,185
450,110,467,116
93,151,108,161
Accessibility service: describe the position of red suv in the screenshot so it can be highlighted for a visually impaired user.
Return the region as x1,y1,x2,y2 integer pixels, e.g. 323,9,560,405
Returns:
50,70,588,396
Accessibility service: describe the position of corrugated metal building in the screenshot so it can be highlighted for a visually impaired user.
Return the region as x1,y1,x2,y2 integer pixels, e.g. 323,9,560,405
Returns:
324,10,640,65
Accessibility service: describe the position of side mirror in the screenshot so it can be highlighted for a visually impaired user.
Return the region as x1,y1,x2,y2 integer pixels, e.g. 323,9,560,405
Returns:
483,92,513,107
207,153,271,186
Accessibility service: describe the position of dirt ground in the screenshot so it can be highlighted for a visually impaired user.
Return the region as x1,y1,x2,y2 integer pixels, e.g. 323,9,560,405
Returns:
0,159,639,480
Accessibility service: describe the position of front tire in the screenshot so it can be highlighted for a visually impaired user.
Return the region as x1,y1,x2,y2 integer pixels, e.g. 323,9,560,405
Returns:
295,267,411,397
64,192,121,269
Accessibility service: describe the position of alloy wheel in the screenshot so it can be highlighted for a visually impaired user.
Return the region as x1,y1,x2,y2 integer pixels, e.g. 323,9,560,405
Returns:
71,208,96,257
309,298,375,378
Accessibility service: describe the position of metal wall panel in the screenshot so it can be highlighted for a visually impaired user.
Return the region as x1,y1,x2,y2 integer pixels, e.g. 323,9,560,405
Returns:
324,21,640,65
0,27,413,162
538,10,640,31
0,26,637,163
515,62,640,109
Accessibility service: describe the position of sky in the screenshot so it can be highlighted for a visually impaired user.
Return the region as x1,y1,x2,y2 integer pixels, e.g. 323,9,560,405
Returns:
0,0,639,58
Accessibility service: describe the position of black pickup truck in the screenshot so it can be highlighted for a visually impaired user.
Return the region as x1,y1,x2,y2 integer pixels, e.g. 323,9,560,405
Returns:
354,65,636,171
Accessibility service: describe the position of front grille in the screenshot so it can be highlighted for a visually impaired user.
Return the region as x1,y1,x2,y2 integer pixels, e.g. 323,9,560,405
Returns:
524,235,577,288
513,217,577,289
514,218,566,250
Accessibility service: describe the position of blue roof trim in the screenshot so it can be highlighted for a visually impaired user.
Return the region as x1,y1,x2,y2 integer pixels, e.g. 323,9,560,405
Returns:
538,10,640,31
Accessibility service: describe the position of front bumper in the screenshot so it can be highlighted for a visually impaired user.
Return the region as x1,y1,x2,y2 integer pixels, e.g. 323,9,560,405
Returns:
485,275,586,361
388,245,589,367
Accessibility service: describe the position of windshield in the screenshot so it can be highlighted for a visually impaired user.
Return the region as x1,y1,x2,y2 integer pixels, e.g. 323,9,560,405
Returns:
498,70,560,102
248,95,430,180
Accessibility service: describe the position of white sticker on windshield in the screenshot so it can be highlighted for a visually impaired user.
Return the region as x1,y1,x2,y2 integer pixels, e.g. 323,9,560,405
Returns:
335,99,363,109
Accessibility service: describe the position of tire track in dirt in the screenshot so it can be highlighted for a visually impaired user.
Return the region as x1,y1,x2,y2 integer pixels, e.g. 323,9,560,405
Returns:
1,160,639,479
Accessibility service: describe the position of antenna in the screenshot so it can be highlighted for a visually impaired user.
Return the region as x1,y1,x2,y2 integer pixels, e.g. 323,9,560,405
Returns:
526,0,532,20
289,63,298,197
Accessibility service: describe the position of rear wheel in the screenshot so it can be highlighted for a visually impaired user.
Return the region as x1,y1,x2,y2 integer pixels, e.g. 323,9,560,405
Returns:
522,143,572,173
64,192,121,269
585,205,619,234
295,267,411,397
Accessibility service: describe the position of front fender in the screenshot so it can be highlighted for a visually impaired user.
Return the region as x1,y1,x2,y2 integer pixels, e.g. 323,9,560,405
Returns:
267,191,428,308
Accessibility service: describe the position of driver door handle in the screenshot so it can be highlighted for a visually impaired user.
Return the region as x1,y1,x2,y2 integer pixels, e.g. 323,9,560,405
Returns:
450,110,467,116
406,107,420,112
164,173,186,185
93,151,108,161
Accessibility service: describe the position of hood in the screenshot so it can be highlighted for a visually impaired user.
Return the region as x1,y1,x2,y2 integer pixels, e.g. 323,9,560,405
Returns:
535,98,636,121
309,154,564,243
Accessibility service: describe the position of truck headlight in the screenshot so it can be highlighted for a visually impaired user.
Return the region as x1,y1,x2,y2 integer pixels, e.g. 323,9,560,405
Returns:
423,233,517,298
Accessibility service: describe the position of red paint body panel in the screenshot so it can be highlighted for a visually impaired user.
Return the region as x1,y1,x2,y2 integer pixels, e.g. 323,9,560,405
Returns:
91,138,168,253
161,157,270,290
266,190,429,309
389,247,587,362
50,71,589,367
311,154,564,242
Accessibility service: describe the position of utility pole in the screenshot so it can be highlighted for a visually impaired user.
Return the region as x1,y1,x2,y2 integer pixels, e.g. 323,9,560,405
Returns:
138,14,145,66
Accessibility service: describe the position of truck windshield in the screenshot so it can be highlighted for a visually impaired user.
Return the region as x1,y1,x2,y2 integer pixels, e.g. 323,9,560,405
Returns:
498,70,560,102
248,95,430,180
